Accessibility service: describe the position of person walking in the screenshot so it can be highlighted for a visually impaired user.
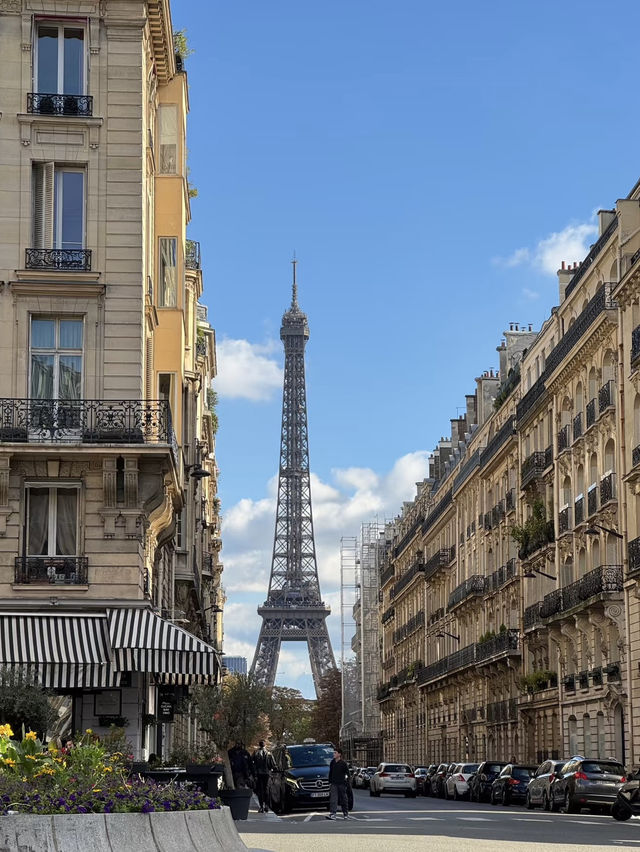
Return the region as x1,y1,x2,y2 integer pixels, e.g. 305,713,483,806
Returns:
228,741,254,789
252,740,276,813
325,747,353,820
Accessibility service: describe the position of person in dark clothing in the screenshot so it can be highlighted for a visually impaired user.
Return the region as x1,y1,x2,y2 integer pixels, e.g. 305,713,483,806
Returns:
252,740,276,812
228,742,254,789
326,747,353,820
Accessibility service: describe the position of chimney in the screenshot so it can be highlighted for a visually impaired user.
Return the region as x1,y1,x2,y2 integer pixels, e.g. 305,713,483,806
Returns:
598,209,616,236
558,262,574,304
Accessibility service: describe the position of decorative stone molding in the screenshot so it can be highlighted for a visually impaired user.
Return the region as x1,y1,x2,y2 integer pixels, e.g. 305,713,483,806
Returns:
0,0,22,12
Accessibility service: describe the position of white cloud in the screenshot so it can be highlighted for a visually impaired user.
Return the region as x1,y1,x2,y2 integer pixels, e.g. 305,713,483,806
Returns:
522,287,540,301
493,220,598,277
215,338,282,401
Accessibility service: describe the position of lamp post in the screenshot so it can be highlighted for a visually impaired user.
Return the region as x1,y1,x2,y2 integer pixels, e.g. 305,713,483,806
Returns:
435,630,460,643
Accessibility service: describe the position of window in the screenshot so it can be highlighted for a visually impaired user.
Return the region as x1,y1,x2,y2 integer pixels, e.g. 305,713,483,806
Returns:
158,238,177,306
33,163,85,250
30,318,83,400
35,22,85,95
157,105,178,174
26,485,78,556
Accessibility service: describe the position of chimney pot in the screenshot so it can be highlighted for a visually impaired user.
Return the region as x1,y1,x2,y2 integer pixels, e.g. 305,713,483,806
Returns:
561,261,565,270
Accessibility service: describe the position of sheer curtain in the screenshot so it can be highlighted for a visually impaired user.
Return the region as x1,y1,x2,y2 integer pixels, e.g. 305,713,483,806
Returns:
55,489,77,555
27,489,49,555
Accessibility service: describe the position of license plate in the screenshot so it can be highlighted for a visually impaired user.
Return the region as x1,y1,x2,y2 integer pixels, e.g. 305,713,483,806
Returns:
392,775,402,779
310,792,328,798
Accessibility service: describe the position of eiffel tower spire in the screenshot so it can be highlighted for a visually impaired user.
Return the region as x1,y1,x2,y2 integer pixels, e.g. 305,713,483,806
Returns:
250,263,336,694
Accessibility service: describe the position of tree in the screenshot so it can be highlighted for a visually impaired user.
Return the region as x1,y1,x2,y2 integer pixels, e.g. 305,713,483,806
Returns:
193,674,272,788
0,668,56,738
310,668,342,746
269,686,314,743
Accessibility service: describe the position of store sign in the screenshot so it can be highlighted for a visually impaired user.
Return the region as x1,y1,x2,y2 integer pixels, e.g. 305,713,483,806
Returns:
157,688,176,722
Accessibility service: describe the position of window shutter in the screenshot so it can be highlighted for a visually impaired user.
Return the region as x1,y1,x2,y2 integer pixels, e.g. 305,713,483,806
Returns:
32,162,54,249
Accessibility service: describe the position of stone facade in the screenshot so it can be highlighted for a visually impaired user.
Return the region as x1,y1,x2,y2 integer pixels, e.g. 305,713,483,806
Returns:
0,0,222,758
378,181,640,770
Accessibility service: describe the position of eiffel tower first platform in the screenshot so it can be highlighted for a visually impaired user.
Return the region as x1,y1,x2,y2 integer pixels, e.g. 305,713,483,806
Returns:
250,263,336,695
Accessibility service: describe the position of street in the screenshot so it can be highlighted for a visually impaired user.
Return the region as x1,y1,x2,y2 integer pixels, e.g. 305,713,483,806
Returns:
239,788,640,852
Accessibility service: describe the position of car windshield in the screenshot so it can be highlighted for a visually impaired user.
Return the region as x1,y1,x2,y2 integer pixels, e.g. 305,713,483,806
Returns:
462,764,479,772
582,762,625,775
287,745,334,768
384,765,410,773
486,764,505,773
513,768,535,780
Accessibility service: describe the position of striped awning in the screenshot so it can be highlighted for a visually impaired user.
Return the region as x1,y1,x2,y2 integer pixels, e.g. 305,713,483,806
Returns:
0,614,120,689
107,608,218,684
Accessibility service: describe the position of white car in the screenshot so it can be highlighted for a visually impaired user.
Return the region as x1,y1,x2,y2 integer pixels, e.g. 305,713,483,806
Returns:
445,762,480,800
369,763,417,797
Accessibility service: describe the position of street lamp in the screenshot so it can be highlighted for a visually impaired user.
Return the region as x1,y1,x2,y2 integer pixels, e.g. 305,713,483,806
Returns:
523,568,557,580
585,523,623,539
435,630,460,643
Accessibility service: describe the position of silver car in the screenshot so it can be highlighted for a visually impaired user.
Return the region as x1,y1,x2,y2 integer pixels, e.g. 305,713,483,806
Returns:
526,759,568,810
370,763,417,797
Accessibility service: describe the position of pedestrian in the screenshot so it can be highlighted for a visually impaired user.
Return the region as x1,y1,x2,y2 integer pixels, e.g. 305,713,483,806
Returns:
252,740,276,812
325,747,353,820
228,741,254,789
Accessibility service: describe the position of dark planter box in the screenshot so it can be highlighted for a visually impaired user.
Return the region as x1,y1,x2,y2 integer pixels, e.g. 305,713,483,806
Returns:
219,788,252,820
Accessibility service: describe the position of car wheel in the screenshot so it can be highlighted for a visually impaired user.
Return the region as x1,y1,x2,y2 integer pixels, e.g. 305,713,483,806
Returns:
525,791,534,810
501,788,509,807
612,800,633,821
561,791,578,814
490,788,498,805
542,792,550,812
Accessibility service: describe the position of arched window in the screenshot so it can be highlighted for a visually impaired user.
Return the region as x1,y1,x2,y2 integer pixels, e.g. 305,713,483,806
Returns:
588,367,598,406
603,350,616,385
604,438,616,474
562,558,573,587
577,547,586,575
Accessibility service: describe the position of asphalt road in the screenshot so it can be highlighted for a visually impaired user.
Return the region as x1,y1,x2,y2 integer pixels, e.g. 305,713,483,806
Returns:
239,787,640,852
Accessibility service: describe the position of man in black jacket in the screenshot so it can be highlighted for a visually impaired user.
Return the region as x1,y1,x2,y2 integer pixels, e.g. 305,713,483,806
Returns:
326,747,353,820
252,740,276,812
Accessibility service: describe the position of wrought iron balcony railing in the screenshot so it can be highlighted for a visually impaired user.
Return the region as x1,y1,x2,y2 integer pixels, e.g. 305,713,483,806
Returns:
15,556,88,585
391,559,425,599
476,628,519,662
633,445,640,468
196,339,207,358
557,425,570,453
417,642,476,686
27,92,93,116
540,565,623,620
523,601,543,629
587,486,598,517
564,216,618,299
380,564,395,586
628,536,640,577
521,451,546,488
558,507,571,534
0,398,174,445
185,239,201,270
586,398,596,428
448,574,485,609
598,380,615,413
505,489,516,512
381,605,395,624
544,444,553,469
393,610,425,644
632,324,640,365
573,412,583,442
25,248,91,271
485,561,515,593
485,698,518,724
600,472,616,505
574,495,584,526
428,606,445,625
424,547,454,581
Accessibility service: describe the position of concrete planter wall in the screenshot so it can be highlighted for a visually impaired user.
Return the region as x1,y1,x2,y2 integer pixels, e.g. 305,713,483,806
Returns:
0,806,248,852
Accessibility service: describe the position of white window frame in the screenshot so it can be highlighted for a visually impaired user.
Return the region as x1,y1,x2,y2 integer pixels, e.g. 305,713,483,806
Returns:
33,163,86,250
25,482,80,557
34,20,87,95
158,237,178,307
29,316,84,401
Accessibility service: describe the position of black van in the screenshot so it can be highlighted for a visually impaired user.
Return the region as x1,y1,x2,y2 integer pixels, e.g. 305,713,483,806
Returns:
268,742,352,813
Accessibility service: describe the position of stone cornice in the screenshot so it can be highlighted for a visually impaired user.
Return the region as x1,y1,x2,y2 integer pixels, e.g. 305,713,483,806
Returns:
545,312,617,394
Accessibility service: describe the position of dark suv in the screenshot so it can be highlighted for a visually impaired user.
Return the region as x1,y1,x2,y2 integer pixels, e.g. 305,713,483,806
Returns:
268,743,336,813
468,761,508,802
550,757,626,814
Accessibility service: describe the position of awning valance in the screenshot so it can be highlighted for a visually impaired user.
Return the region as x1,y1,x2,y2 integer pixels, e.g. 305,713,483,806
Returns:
0,614,119,688
107,608,218,683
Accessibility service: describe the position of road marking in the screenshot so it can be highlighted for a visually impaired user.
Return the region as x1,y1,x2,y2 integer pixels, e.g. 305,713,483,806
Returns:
407,817,444,821
458,817,492,821
567,819,604,825
513,818,555,822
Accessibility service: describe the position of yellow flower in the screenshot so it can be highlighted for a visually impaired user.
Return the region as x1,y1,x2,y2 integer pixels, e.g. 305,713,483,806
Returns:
0,724,14,738
104,766,113,773
25,731,37,741
94,788,102,793
85,728,93,734
2,758,15,767
25,755,36,761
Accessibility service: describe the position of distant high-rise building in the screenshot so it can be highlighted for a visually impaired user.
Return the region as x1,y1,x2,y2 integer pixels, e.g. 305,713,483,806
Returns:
223,656,248,675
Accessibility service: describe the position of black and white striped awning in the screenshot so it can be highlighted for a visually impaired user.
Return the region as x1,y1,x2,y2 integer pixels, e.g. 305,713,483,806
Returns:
107,608,218,683
0,614,120,689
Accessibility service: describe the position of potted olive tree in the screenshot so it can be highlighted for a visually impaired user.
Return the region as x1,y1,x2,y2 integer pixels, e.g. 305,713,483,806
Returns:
193,674,272,820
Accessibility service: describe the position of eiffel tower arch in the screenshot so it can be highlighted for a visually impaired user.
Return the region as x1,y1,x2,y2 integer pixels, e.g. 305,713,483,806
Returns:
250,263,336,695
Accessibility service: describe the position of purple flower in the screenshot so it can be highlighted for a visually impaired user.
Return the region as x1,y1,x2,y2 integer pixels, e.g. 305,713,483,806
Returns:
141,801,155,813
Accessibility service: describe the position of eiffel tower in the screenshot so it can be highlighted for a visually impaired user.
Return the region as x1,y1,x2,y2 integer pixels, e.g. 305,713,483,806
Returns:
250,262,336,695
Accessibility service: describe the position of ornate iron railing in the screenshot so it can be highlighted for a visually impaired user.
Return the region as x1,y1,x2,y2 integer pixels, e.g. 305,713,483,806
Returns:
629,536,640,576
544,444,553,469
586,398,596,428
540,589,563,619
574,495,584,526
492,500,505,527
424,547,453,581
598,380,615,413
476,629,519,662
25,248,91,271
521,451,546,488
505,489,516,512
600,472,616,504
393,610,425,644
486,698,518,724
381,605,395,624
27,92,93,116
15,556,88,585
421,489,453,536
196,339,207,358
633,445,640,468
452,449,481,494
632,325,640,365
380,564,395,586
546,286,610,375
480,416,516,468
573,412,583,441
558,507,571,534
557,425,570,453
540,565,623,619
391,559,424,600
516,375,547,422
523,601,543,629
587,486,598,516
376,682,391,701
486,562,515,593
394,514,424,557
0,398,173,445
185,239,201,269
428,606,445,625
483,512,492,530
564,216,618,299
448,574,485,609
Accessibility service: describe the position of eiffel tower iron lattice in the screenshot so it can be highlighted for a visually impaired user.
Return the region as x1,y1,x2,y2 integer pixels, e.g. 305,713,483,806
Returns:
250,263,336,695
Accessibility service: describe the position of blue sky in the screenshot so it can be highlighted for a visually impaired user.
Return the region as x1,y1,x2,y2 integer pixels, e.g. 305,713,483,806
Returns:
172,0,640,698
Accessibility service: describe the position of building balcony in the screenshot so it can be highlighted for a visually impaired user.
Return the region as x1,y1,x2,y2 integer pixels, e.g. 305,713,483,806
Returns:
486,698,518,724
632,324,640,366
629,536,640,578
557,425,570,453
428,606,445,625
587,486,598,517
485,559,517,594
632,444,640,469
381,605,395,624
558,506,571,534
600,472,616,505
27,92,93,117
476,629,519,664
523,601,543,630
417,642,476,686
491,501,505,527
393,610,425,643
539,565,623,620
574,495,584,526
448,574,485,609
186,239,201,270
391,559,425,600
505,489,516,512
377,682,392,701
586,398,596,429
0,398,174,447
598,380,615,414
25,248,91,271
573,412,583,442
15,556,88,585
521,451,546,489
424,546,454,581
380,564,395,587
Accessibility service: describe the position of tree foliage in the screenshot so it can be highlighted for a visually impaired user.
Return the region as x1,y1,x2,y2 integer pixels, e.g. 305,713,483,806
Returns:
0,668,56,738
269,686,313,743
310,668,342,746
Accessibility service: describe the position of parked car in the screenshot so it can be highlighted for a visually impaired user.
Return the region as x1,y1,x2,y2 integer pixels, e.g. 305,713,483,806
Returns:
414,766,430,795
370,763,417,797
612,771,640,821
468,761,508,802
422,764,438,796
525,759,568,810
445,763,480,800
430,763,449,797
490,764,538,805
550,756,626,814
353,768,371,789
